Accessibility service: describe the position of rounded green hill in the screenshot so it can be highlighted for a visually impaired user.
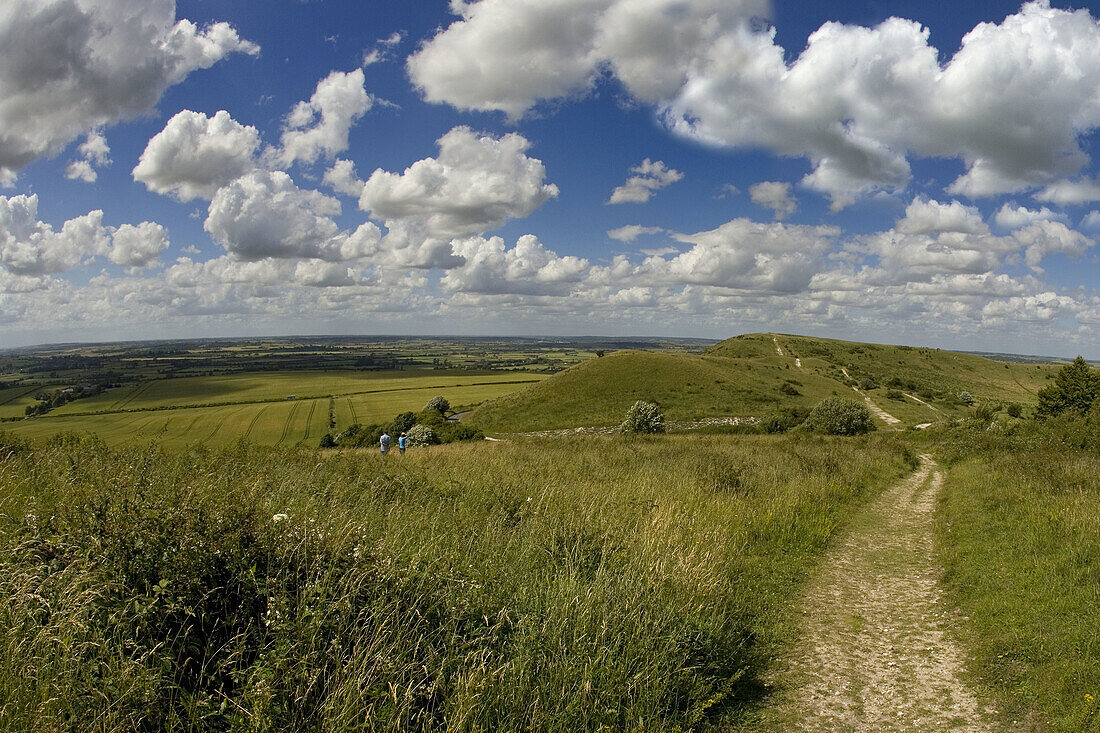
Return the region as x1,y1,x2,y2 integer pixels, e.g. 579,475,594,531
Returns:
471,333,1056,434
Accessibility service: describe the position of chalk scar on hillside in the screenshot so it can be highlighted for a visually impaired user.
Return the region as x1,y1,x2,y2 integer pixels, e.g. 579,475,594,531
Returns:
840,367,901,425
763,455,998,732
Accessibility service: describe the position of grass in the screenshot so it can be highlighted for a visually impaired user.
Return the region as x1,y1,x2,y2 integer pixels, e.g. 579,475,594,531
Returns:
0,431,914,731
713,333,1051,406
935,421,1100,732
471,335,1053,434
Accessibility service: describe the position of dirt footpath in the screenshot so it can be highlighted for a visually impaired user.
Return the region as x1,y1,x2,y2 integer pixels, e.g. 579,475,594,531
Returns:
762,455,998,731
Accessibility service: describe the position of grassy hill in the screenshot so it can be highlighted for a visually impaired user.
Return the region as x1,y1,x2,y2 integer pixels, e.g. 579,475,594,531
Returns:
471,333,1057,433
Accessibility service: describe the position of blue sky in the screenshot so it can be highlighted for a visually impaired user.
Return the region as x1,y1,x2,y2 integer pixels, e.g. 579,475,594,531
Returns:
3,0,1100,356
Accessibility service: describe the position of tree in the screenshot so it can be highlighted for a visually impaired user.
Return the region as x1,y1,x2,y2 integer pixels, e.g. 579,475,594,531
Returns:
423,396,449,414
803,397,875,435
619,400,665,434
1037,356,1100,416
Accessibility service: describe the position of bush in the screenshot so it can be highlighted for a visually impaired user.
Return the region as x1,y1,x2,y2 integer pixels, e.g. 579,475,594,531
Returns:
406,424,439,447
803,397,876,435
957,391,975,406
388,411,417,436
885,389,904,401
779,382,800,396
318,433,336,448
859,377,878,391
760,407,809,434
973,403,996,423
1006,402,1023,418
619,401,665,434
423,396,450,414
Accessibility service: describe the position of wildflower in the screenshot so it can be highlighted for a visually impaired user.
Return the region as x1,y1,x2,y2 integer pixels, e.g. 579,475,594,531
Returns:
272,513,289,523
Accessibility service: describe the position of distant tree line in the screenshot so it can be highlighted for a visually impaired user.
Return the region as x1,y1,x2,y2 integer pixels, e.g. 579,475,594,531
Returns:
319,396,484,449
24,383,115,417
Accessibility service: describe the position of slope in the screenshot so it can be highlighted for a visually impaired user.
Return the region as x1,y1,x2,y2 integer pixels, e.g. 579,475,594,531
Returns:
471,333,1057,434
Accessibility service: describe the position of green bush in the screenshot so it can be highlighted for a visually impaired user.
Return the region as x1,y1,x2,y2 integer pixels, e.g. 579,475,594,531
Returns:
388,411,417,435
406,424,438,447
859,377,878,390
803,397,876,435
619,400,665,434
760,406,809,434
423,396,450,414
885,389,904,401
957,391,975,406
779,382,800,396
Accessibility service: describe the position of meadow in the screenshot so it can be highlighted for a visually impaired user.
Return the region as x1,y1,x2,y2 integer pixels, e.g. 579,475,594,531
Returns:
934,418,1100,732
473,334,1055,433
0,332,1093,730
0,432,915,731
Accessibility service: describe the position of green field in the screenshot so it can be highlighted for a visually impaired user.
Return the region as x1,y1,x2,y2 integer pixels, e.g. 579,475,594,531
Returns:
8,375,544,447
0,385,40,419
472,334,1055,433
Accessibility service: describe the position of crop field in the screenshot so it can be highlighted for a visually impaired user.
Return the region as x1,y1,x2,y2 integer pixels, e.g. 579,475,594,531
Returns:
8,376,544,448
0,385,40,419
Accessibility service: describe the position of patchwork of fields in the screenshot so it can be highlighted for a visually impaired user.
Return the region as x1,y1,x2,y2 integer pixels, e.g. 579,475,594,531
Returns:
6,371,544,447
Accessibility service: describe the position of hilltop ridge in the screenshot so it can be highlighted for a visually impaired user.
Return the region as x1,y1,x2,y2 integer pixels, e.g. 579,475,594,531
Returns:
471,332,1055,433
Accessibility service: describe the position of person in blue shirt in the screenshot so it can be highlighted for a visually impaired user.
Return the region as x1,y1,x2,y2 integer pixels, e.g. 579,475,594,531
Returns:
379,431,391,455
398,432,407,454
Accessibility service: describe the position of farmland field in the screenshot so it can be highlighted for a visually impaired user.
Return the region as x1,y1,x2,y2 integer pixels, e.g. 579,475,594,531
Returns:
8,375,545,447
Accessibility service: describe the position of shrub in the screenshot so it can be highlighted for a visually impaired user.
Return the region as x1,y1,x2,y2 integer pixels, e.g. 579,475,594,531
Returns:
318,433,336,448
619,400,665,434
423,396,450,414
760,406,809,434
779,382,800,396
859,377,878,390
803,397,876,435
406,424,438,447
958,391,975,406
1006,402,1023,418
388,411,417,435
973,403,996,423
885,389,904,401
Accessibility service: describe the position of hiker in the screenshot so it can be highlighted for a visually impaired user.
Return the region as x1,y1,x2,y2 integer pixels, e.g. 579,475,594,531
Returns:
398,431,407,454
379,431,391,455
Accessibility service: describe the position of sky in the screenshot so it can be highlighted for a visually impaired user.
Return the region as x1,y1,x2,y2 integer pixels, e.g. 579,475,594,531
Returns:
3,0,1100,356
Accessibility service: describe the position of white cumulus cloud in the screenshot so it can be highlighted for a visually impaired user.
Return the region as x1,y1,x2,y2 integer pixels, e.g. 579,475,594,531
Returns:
133,110,262,201
411,0,1100,207
442,234,589,295
65,131,111,183
0,0,257,181
276,69,373,168
608,159,684,204
749,181,797,219
358,126,559,268
0,194,168,276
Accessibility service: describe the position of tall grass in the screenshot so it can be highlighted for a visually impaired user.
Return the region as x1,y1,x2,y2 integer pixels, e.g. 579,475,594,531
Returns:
0,432,913,731
936,421,1100,732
